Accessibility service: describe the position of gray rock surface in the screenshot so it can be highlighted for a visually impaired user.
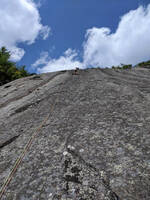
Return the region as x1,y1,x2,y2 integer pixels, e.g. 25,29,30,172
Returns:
0,68,150,199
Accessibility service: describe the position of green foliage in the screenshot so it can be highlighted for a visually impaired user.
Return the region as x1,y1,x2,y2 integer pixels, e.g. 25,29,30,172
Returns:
112,60,150,70
137,60,150,68
112,64,132,70
121,64,132,69
0,46,31,85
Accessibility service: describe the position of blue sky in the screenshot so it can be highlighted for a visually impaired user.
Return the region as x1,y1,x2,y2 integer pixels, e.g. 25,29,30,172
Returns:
0,0,150,73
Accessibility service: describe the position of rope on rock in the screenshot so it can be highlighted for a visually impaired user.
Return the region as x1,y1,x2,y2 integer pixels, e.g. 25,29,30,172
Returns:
0,97,58,200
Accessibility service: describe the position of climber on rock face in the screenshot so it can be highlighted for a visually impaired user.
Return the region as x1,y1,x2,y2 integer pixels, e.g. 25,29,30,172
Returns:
73,67,79,75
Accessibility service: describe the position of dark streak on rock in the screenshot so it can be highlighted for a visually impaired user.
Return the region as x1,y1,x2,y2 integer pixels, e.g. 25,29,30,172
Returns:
4,85,11,88
10,90,67,116
29,75,42,80
0,135,20,149
67,148,121,200
64,156,82,194
14,104,31,114
0,72,61,109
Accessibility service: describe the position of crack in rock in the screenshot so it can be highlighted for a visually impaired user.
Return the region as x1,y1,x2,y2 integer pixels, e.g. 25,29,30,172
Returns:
0,135,20,149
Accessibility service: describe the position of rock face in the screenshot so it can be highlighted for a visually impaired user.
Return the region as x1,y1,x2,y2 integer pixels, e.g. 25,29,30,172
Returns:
0,68,150,200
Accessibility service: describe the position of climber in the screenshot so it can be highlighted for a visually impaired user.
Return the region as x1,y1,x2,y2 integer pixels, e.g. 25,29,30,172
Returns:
72,67,79,75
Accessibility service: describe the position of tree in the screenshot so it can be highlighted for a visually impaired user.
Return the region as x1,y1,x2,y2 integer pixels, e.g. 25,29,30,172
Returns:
138,60,150,68
0,46,30,85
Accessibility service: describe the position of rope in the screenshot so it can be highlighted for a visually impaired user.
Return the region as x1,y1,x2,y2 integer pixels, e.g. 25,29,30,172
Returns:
0,97,58,200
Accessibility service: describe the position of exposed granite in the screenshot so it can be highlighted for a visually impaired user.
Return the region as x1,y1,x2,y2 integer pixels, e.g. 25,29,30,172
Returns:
0,68,150,199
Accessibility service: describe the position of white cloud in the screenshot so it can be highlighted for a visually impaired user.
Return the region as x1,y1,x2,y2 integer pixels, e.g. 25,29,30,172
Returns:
40,26,51,40
33,4,150,73
32,51,49,69
0,0,51,61
9,47,25,62
83,4,150,67
37,49,83,73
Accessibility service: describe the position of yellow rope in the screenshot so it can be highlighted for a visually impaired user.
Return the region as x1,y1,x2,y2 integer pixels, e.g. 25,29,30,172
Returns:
0,97,58,200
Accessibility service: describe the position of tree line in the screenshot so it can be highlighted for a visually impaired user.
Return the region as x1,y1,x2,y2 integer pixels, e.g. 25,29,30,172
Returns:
1,46,150,86
0,47,32,86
